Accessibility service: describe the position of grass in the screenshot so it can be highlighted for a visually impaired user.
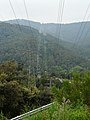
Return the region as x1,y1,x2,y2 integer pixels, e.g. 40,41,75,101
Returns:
22,102,58,120
22,102,90,120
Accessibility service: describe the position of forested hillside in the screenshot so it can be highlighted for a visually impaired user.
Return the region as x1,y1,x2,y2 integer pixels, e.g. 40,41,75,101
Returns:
6,19,90,46
1,0,90,119
6,19,90,59
0,22,90,75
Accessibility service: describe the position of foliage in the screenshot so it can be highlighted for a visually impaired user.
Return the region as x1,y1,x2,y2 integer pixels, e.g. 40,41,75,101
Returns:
0,22,90,76
0,61,52,119
7,19,90,60
0,61,90,119
23,103,90,120
0,111,6,120
82,71,90,105
52,71,90,106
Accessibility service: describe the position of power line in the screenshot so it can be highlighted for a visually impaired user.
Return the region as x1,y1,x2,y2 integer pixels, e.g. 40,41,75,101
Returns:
23,0,44,77
55,0,66,77
36,24,42,77
56,0,65,43
82,21,90,44
44,34,48,74
59,0,65,40
23,0,34,87
73,2,90,47
80,14,90,44
69,2,90,73
8,0,22,32
9,0,33,86
23,0,40,86
23,0,31,28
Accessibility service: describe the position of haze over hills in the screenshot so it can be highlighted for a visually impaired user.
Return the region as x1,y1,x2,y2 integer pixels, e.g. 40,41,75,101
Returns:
6,19,90,46
6,19,90,59
0,22,90,75
1,0,90,119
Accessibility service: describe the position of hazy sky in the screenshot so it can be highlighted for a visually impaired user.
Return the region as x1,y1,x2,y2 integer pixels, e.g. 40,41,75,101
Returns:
0,0,90,23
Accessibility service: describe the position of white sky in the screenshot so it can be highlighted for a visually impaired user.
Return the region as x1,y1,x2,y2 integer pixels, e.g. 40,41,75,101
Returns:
0,0,90,23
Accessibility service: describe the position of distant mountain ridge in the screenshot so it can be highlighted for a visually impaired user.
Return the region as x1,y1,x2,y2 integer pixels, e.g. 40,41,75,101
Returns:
6,19,90,46
5,19,90,59
0,22,90,74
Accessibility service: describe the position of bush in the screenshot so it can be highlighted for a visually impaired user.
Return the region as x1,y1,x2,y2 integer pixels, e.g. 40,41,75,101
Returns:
0,111,7,120
23,103,90,120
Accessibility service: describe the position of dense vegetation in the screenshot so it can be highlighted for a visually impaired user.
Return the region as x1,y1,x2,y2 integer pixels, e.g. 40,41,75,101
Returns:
6,19,90,46
0,61,53,119
22,71,90,120
0,61,90,119
7,19,90,59
23,103,90,120
0,22,90,75
0,21,90,119
52,72,90,106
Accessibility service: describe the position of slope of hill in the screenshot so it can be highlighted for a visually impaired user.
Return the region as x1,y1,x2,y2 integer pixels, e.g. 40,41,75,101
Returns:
6,19,90,45
0,22,90,75
6,19,90,59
